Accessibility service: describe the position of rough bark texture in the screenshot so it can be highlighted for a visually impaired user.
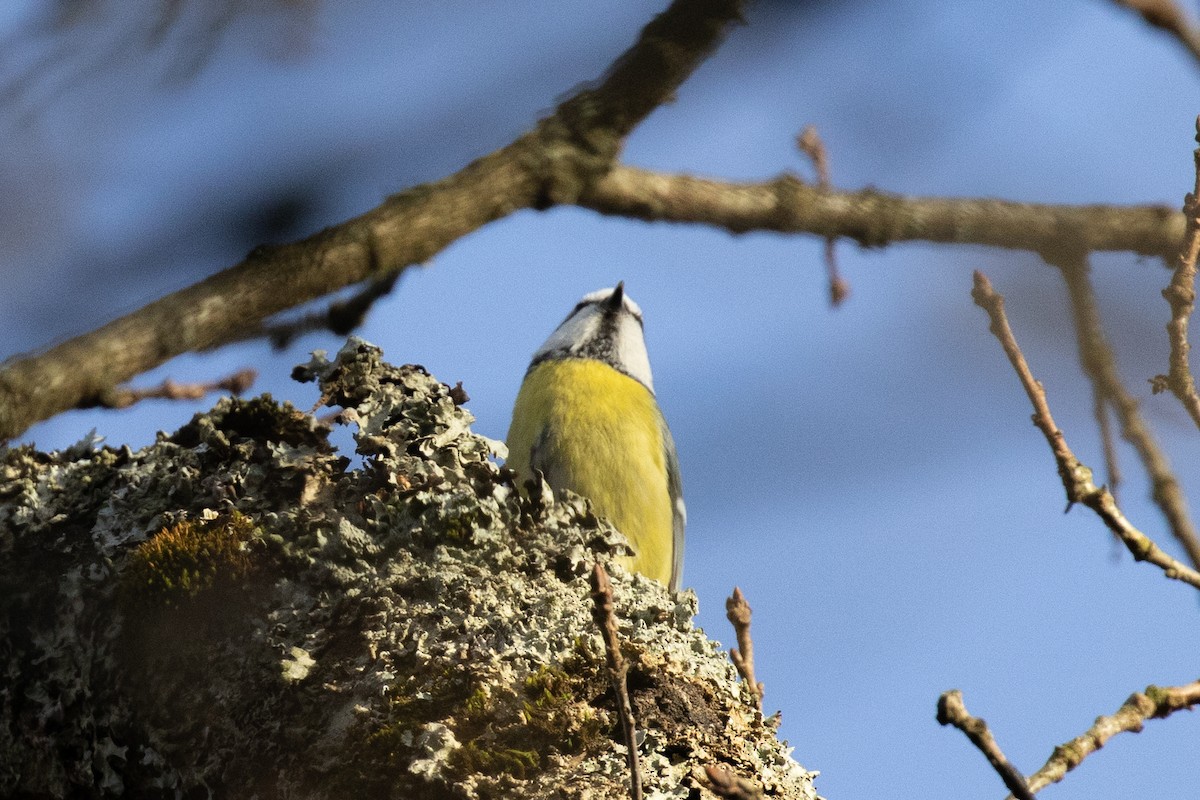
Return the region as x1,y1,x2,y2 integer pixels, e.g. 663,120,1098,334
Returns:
0,340,815,799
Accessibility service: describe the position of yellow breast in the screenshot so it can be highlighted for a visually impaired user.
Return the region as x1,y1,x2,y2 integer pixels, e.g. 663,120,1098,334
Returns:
506,359,674,587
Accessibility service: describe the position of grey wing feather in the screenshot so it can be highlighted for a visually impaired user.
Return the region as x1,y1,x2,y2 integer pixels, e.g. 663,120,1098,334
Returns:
662,414,686,592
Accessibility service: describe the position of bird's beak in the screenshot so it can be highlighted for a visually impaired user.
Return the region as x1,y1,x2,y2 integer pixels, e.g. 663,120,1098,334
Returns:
606,281,625,311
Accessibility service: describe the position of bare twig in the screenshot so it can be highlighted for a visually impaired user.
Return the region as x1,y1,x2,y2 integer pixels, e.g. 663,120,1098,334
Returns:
936,690,1035,800
971,270,1200,590
590,564,642,800
0,0,746,441
263,273,401,350
1050,251,1200,569
1111,0,1200,67
724,587,763,709
581,165,1183,257
1092,385,1121,501
797,125,849,306
1155,117,1200,429
99,368,256,410
704,765,765,800
1020,679,1200,796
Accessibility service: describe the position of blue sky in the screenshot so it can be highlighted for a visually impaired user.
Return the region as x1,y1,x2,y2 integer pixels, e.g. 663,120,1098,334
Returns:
2,2,1198,798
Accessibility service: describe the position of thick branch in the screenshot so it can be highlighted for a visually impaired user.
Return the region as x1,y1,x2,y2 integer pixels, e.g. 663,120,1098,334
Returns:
1020,679,1200,796
582,166,1184,256
971,270,1200,591
0,0,744,442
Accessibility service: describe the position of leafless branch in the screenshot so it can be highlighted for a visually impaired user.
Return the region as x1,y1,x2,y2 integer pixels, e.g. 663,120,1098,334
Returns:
581,165,1182,257
0,0,746,441
1019,679,1200,796
725,587,763,709
936,690,1035,800
1155,116,1200,429
971,270,1200,591
1110,0,1200,67
1050,251,1200,569
99,368,256,410
2,3,1192,443
797,125,849,306
262,274,400,350
590,564,642,800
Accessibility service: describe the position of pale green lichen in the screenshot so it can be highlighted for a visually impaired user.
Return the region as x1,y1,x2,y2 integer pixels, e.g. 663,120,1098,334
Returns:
0,338,818,799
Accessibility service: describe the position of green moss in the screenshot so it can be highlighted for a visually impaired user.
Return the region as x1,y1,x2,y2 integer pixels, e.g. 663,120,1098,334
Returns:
120,512,259,607
520,664,605,752
447,741,539,779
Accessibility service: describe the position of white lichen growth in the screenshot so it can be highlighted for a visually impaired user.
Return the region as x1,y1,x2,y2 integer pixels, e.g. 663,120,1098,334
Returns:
0,339,818,799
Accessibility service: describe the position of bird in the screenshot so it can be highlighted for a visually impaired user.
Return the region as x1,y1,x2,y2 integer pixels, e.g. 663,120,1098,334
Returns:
505,282,685,591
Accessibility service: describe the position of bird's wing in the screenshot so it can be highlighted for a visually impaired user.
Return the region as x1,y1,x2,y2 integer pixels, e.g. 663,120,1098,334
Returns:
662,416,686,593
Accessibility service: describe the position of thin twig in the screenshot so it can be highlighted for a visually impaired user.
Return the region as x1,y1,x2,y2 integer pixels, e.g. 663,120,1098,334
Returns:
98,368,256,409
263,273,400,350
1050,251,1200,569
1110,0,1200,68
1092,383,1121,502
1155,116,1200,429
724,587,763,709
590,564,643,800
704,765,765,800
1019,679,1200,796
936,690,1035,800
971,270,1200,591
797,125,849,306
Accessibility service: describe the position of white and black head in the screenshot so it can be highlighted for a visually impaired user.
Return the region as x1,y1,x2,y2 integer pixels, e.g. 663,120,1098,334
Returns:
530,282,655,393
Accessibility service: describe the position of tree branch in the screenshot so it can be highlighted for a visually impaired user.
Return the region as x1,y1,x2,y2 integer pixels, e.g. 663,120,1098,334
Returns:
581,165,1183,256
1111,0,1200,67
2,2,1191,442
1050,251,1200,569
0,0,745,442
1020,679,1200,796
796,125,849,306
1155,117,1200,428
971,270,1200,591
590,564,643,800
101,368,256,409
725,587,763,709
936,690,1034,800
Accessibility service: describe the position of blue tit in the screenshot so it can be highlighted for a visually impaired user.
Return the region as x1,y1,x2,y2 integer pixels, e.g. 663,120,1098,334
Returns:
506,282,685,591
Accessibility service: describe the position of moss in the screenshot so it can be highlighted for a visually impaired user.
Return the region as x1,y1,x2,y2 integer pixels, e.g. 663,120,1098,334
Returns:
520,664,606,753
447,741,539,780
119,512,259,608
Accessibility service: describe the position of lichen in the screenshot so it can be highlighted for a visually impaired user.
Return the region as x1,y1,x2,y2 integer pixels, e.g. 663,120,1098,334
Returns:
0,338,818,799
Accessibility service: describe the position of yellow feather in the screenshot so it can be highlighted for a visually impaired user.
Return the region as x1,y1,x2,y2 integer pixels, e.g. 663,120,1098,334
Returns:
506,359,675,587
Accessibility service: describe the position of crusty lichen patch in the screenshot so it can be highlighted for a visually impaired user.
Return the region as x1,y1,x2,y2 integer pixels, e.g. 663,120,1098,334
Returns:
0,339,818,799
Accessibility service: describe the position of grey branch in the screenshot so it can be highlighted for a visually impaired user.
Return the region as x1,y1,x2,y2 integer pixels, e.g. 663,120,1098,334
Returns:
971,270,1200,591
936,690,1034,800
1050,251,1200,570
1155,117,1200,429
0,0,1189,442
1019,679,1200,796
581,165,1182,256
0,0,744,441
